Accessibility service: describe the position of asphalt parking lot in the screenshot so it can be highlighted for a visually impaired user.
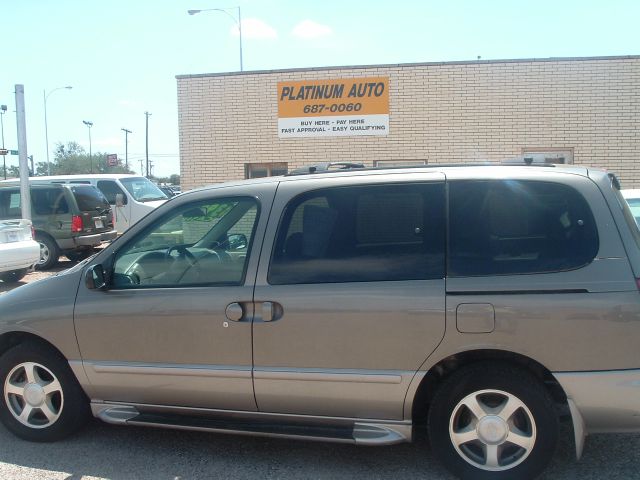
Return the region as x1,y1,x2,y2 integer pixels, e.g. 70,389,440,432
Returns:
0,420,638,480
1,266,639,479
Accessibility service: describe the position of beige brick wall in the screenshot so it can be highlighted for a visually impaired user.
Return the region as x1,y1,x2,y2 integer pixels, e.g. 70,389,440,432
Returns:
177,56,640,191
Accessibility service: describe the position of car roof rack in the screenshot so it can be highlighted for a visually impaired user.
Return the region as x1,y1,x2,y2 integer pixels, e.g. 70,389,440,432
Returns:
500,158,557,167
286,159,560,176
287,162,365,176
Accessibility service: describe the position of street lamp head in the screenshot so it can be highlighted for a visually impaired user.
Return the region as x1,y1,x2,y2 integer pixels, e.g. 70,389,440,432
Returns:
188,9,201,15
83,120,93,127
65,86,73,90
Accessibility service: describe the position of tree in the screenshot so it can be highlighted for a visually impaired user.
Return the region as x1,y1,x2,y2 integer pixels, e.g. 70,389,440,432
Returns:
0,165,21,179
34,141,135,176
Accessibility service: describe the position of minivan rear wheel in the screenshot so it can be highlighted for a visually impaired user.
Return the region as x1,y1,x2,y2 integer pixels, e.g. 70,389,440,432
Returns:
35,235,59,270
0,342,89,442
427,362,559,480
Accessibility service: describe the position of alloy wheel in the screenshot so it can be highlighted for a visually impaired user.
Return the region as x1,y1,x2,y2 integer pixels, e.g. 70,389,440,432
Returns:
449,389,536,471
4,362,64,429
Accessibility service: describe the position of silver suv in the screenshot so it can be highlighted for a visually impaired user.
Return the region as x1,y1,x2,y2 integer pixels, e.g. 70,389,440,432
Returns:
1,163,639,480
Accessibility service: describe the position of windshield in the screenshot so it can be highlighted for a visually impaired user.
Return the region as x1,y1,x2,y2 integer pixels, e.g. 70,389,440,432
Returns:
70,185,110,212
120,177,168,202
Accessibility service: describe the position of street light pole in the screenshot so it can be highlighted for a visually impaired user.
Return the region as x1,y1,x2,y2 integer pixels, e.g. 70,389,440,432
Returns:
82,120,93,173
144,112,151,178
121,128,132,170
44,86,72,176
1,104,7,180
188,6,243,71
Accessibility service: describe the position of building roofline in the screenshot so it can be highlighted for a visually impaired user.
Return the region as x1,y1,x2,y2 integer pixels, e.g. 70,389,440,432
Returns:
176,54,640,79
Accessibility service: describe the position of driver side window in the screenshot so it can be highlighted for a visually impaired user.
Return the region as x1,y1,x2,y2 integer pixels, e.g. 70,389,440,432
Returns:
112,197,259,288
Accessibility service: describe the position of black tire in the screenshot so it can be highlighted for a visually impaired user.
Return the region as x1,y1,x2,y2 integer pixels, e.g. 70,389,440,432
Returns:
0,342,90,442
35,234,59,270
65,249,95,263
427,362,559,480
0,268,29,283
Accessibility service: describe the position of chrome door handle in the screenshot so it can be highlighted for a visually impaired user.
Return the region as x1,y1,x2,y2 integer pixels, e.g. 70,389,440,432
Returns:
262,302,274,322
225,302,244,322
261,301,283,322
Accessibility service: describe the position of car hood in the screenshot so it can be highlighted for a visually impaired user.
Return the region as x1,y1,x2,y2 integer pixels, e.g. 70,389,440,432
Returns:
144,199,167,208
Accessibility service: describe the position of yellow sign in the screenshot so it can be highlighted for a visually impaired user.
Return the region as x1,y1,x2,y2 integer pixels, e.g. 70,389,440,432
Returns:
277,77,389,138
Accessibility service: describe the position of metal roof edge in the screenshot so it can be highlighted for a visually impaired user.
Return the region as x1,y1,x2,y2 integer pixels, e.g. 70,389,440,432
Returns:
175,55,640,80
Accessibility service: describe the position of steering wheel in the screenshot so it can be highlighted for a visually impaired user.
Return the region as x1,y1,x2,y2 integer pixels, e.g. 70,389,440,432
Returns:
165,245,198,265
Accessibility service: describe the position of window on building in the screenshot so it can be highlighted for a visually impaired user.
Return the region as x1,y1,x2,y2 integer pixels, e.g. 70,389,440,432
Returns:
269,183,446,285
374,160,427,168
448,180,598,277
245,163,288,179
521,148,573,164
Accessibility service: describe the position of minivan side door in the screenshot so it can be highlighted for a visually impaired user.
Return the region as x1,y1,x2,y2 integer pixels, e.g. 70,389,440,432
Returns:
74,182,277,411
252,173,447,420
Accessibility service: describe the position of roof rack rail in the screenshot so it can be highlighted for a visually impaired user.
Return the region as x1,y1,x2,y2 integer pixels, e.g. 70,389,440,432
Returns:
500,159,557,167
287,162,365,176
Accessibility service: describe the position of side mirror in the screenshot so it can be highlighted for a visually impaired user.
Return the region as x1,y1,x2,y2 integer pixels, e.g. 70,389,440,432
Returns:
85,264,108,290
227,233,248,250
115,193,125,207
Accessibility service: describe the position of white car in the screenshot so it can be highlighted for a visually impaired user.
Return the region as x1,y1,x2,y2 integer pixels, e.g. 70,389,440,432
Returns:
621,189,640,225
0,219,40,283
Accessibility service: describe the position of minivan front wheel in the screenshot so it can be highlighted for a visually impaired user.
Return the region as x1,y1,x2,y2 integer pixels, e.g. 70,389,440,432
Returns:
0,343,89,442
427,363,559,480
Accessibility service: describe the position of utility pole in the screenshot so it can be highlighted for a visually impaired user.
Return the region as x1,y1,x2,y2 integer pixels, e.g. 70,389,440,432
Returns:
139,158,143,175
1,104,7,180
144,111,151,178
15,85,31,220
121,128,132,170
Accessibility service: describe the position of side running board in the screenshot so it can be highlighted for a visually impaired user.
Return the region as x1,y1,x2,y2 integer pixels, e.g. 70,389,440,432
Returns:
93,404,411,446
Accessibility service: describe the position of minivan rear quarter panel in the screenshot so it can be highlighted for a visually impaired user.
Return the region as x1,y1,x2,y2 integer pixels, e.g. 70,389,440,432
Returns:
429,169,639,374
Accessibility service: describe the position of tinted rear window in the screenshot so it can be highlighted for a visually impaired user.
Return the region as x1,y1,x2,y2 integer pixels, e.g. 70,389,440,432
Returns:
32,188,70,215
70,185,110,211
449,180,599,276
269,183,446,285
0,190,22,218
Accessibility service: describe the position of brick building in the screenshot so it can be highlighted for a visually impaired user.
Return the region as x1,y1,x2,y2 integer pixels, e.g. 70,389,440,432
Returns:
176,55,639,191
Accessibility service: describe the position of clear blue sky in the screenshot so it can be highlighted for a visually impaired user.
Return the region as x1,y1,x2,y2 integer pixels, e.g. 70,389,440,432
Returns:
1,0,638,177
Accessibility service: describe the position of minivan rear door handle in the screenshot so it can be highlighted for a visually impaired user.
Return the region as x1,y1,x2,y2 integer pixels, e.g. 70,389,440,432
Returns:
261,301,282,322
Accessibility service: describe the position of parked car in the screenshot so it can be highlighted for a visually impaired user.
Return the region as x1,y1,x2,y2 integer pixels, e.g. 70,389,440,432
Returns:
621,189,640,225
0,183,117,269
6,174,169,234
0,163,639,480
157,185,178,198
0,219,39,283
